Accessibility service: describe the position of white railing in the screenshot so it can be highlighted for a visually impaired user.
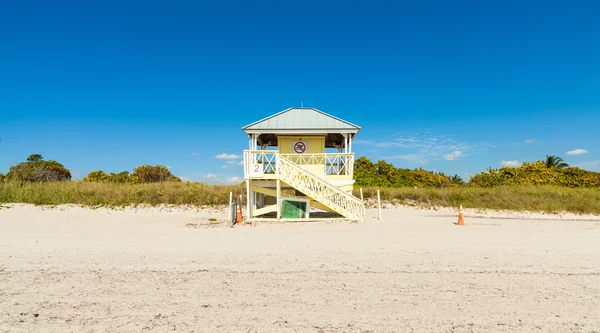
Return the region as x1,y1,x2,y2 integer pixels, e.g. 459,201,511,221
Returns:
243,150,279,178
280,153,354,176
243,150,354,178
278,155,364,220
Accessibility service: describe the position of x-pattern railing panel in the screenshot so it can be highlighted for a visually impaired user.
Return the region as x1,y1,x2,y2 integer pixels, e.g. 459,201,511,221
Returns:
280,153,353,176
244,151,278,176
279,155,363,220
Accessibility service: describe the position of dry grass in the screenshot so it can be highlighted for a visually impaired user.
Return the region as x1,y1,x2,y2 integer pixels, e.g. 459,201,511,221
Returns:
1,181,599,215
356,186,600,215
0,181,245,207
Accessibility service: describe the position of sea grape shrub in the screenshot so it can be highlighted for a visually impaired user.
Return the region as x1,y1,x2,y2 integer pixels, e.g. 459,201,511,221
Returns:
353,156,461,188
469,161,600,188
7,155,71,182
560,168,600,187
108,171,131,183
83,171,132,183
83,170,111,182
410,168,456,187
355,156,599,188
468,167,509,187
130,165,181,183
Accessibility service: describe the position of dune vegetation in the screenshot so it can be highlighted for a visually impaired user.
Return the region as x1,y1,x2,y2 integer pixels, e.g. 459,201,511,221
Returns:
357,185,600,215
1,181,599,215
1,154,600,214
0,181,245,207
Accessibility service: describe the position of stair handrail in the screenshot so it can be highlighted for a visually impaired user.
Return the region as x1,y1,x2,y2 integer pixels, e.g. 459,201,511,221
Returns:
278,154,364,219
278,155,362,204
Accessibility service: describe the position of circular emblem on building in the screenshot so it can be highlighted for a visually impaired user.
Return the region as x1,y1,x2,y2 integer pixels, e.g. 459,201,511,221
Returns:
293,141,307,154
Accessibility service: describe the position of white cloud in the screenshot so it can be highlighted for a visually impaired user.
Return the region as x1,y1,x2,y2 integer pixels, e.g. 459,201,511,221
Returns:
524,139,537,144
566,149,588,156
166,165,172,169
353,139,375,145
385,154,428,164
501,160,521,167
188,152,199,156
215,153,241,160
376,133,478,164
572,161,600,171
444,151,462,161
199,173,245,184
220,159,243,169
226,176,244,184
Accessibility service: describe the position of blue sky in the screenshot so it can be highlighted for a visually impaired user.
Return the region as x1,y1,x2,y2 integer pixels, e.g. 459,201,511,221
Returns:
1,1,599,182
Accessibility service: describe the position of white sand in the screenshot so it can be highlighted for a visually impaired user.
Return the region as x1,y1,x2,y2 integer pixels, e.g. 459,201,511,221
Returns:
1,204,599,332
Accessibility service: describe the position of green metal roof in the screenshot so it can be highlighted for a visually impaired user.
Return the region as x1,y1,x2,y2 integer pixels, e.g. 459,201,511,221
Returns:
242,107,361,134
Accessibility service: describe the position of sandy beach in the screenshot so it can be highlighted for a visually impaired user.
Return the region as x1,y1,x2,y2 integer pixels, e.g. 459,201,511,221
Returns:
1,204,599,332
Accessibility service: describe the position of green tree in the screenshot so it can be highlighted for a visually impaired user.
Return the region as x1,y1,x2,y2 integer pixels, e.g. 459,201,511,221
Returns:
545,155,569,169
354,156,379,186
354,156,454,188
27,154,44,162
449,175,465,186
130,165,180,183
374,160,393,187
7,155,71,182
108,171,131,183
83,170,131,183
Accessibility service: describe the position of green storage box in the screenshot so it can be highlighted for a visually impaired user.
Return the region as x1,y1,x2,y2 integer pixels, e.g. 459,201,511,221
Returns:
281,198,310,219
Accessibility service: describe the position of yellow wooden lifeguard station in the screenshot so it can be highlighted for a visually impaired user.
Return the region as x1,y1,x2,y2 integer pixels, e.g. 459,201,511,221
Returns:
242,107,364,221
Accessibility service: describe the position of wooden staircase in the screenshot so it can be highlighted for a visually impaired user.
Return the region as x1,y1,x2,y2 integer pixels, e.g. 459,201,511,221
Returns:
278,155,364,220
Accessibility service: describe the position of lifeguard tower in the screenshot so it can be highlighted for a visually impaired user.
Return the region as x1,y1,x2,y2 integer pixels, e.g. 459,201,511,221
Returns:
242,107,364,221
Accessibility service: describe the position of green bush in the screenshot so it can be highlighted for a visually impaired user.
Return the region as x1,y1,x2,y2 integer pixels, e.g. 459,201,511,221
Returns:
469,161,600,188
108,171,131,183
356,157,598,189
83,170,110,182
6,154,71,182
84,170,132,183
354,156,462,188
130,165,180,184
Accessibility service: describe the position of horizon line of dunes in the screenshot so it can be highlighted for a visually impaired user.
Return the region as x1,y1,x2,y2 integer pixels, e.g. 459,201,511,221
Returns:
1,154,599,214
2,154,599,188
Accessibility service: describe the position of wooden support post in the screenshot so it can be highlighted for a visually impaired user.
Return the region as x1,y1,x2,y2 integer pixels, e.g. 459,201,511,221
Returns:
359,188,364,218
349,134,352,153
245,180,251,220
229,192,233,223
276,178,281,219
377,189,382,220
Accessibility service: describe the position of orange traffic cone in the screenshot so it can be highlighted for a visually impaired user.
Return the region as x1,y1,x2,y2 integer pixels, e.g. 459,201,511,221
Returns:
457,204,465,226
236,202,243,224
